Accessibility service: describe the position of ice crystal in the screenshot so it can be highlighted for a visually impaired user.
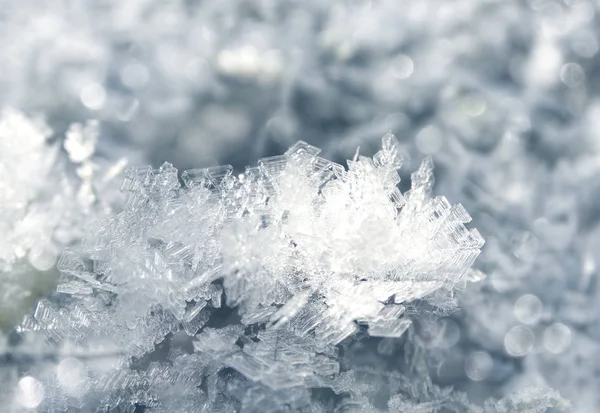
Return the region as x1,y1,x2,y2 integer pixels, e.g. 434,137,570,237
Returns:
0,109,122,331
0,109,55,266
1,0,596,409
7,134,497,412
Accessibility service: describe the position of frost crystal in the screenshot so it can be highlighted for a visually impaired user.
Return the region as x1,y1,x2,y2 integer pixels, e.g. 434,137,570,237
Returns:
0,109,121,331
9,134,494,412
0,0,596,410
0,109,54,266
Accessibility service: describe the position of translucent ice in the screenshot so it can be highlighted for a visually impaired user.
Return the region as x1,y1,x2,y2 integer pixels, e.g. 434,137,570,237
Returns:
9,134,493,412
0,109,122,331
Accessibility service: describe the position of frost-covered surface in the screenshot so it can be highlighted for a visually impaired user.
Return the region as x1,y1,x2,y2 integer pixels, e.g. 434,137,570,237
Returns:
0,0,596,169
1,136,497,412
1,0,600,412
0,109,124,330
0,109,58,268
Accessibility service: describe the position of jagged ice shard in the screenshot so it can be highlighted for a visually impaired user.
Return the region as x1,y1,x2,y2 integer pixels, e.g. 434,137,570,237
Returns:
10,133,493,411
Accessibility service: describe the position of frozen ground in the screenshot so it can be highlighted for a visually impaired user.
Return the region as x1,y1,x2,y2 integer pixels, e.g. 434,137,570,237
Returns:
1,0,600,412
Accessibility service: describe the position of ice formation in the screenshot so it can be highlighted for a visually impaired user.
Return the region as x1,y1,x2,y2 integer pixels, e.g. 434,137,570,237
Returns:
0,109,57,268
0,134,540,412
0,0,595,169
0,0,599,412
0,109,123,330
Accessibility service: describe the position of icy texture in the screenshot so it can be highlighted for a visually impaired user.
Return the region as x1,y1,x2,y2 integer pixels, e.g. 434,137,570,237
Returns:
1,0,598,410
35,135,481,350
0,109,123,330
0,109,55,266
0,0,595,173
2,136,511,412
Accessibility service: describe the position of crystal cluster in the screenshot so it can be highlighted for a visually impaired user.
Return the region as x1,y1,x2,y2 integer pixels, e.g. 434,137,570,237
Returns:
0,109,57,269
0,109,123,331
1,0,598,411
2,135,511,412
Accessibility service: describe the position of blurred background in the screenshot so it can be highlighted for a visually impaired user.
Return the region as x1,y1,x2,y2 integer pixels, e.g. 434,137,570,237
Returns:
1,0,600,411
